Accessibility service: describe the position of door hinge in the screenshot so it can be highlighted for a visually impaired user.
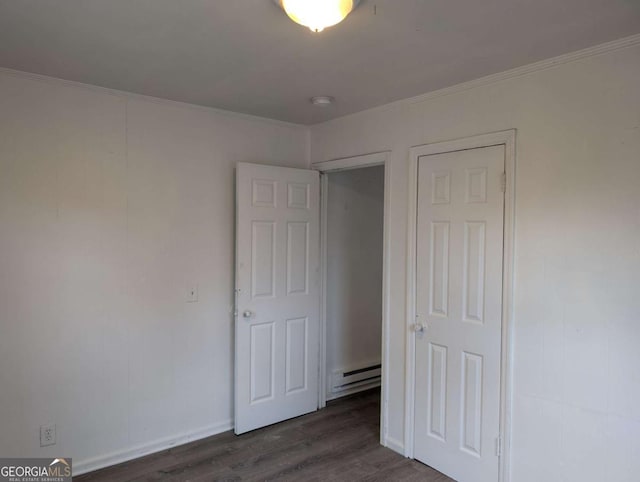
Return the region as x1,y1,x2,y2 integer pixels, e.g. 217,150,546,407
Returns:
495,436,502,457
500,172,507,193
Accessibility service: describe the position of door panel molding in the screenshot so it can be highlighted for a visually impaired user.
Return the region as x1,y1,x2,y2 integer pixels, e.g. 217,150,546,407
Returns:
406,130,515,482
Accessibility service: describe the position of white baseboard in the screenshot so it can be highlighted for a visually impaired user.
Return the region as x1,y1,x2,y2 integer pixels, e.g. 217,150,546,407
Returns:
383,435,405,457
73,419,233,476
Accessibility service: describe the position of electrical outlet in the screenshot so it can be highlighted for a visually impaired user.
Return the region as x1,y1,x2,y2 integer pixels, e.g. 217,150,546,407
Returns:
40,424,56,447
186,284,198,303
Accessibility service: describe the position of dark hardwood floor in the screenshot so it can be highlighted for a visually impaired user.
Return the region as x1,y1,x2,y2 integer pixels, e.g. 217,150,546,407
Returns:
75,389,452,481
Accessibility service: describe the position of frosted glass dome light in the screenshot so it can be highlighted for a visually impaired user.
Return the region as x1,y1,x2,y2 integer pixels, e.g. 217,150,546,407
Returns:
276,0,359,33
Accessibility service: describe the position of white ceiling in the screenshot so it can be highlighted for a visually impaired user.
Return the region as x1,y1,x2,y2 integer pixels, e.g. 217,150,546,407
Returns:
0,0,639,124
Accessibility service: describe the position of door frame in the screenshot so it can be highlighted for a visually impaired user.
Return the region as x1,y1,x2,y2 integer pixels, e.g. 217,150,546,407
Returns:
312,151,392,448
405,130,516,482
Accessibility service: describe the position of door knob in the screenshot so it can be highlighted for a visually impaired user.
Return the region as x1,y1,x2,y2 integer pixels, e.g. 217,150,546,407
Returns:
243,310,254,319
413,323,426,334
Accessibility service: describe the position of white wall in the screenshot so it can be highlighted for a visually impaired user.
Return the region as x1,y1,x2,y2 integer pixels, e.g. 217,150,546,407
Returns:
325,166,384,394
2,36,639,482
0,71,309,472
311,42,640,482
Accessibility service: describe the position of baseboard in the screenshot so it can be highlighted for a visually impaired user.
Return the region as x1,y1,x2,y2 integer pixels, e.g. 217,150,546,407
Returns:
383,435,405,457
73,419,233,476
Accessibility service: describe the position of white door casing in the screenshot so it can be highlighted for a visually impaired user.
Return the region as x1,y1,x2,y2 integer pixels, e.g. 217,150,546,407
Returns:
413,145,505,482
235,162,320,434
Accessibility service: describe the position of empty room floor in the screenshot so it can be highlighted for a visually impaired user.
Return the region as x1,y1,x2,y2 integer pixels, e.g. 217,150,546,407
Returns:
75,389,452,481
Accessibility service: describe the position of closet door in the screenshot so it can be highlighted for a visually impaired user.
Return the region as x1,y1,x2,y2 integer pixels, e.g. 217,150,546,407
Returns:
414,146,505,482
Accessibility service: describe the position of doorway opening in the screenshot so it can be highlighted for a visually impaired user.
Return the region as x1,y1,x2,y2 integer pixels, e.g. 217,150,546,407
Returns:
313,151,391,446
233,153,391,443
324,165,384,401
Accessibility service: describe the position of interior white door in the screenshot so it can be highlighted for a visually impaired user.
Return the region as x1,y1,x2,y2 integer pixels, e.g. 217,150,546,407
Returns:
235,162,320,434
414,146,505,482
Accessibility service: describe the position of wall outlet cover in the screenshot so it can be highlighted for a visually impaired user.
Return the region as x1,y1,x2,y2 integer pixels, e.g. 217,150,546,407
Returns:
40,424,56,447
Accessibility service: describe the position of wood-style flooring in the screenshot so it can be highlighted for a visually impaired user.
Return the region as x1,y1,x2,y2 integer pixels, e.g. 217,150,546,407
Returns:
75,389,452,481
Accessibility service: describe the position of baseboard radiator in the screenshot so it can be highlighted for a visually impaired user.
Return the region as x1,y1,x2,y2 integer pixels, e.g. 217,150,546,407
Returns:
330,362,381,399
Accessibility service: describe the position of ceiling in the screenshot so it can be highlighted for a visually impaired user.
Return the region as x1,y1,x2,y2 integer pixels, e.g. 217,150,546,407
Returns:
0,1,639,125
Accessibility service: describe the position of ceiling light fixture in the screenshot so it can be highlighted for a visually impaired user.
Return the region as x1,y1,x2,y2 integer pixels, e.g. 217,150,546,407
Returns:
274,0,360,33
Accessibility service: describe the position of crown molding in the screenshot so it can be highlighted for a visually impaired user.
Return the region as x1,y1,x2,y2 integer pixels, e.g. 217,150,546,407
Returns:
317,32,640,125
1,32,638,128
0,67,308,130
408,32,640,107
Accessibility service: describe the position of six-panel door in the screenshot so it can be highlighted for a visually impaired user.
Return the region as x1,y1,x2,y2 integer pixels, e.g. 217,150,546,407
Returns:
414,146,505,482
235,163,320,434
